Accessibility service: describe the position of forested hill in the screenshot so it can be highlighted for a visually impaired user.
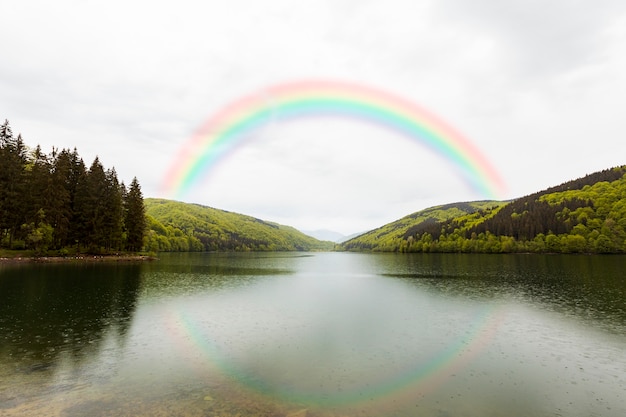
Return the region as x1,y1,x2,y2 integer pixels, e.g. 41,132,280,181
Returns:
341,201,507,252
145,199,334,252
341,166,626,254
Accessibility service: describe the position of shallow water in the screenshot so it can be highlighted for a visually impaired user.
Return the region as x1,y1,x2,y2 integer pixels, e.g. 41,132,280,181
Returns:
0,252,625,416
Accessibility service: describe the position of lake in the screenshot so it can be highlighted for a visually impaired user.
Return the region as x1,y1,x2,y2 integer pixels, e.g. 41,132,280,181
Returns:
1,252,625,416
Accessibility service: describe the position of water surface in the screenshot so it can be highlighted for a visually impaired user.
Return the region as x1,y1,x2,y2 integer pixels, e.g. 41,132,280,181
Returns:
1,253,625,416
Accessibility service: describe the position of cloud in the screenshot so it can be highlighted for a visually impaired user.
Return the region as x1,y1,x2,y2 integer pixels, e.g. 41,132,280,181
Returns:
432,0,626,81
188,118,474,234
2,0,626,234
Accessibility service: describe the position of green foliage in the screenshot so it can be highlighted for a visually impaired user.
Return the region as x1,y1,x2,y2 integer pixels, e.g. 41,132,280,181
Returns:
341,201,506,252
145,199,333,252
340,166,626,254
21,209,54,256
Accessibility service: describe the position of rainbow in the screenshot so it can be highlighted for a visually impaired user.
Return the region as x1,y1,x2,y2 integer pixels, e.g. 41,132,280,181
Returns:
162,79,506,199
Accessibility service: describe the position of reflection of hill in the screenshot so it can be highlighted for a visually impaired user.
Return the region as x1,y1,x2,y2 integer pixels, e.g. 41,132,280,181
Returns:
380,254,626,332
0,263,142,374
138,253,295,299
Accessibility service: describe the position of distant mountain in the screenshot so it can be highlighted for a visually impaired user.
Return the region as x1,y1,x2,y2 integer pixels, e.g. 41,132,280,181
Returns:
302,229,346,243
340,231,367,243
145,199,333,252
340,166,626,254
302,229,370,243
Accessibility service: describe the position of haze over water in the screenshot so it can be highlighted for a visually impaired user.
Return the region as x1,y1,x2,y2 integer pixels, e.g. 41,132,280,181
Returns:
1,252,625,416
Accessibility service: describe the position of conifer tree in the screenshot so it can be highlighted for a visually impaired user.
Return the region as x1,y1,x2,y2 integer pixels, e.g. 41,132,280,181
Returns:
102,168,124,250
26,145,53,225
124,177,146,252
0,122,28,247
49,149,74,247
73,157,109,251
67,151,88,249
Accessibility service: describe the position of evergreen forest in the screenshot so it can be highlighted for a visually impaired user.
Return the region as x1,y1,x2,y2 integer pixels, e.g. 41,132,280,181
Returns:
0,120,146,255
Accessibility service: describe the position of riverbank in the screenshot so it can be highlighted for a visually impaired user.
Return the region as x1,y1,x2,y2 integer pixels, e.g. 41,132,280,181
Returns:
0,253,158,264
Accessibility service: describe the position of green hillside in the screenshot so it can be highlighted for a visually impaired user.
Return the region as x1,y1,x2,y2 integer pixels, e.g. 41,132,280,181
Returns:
341,166,626,254
341,201,506,252
144,199,333,252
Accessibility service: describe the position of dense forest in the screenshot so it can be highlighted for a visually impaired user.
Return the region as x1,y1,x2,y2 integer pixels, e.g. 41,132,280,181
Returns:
0,120,146,255
145,199,333,252
341,166,626,254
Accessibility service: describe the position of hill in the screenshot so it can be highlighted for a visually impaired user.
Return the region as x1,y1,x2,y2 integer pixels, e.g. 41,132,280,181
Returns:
340,166,626,254
341,201,507,252
144,199,333,252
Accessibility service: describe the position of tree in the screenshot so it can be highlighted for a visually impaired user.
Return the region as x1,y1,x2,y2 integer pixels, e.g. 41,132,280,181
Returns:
25,145,53,227
124,177,146,252
73,157,109,252
67,150,88,249
22,209,54,255
101,168,124,250
0,122,28,248
48,149,74,248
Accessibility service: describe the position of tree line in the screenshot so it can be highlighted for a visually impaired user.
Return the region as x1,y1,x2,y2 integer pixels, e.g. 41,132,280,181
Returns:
0,120,146,255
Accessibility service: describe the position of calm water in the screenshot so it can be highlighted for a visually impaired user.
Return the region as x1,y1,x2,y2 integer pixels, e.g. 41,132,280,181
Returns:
0,253,625,417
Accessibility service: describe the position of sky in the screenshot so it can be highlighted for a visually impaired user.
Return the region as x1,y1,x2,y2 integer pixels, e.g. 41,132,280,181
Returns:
2,0,626,235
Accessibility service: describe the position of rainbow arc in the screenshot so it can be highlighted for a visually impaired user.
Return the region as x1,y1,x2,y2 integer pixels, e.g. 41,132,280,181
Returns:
161,79,506,200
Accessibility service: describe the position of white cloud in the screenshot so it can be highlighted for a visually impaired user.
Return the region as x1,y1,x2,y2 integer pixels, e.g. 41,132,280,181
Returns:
2,0,626,234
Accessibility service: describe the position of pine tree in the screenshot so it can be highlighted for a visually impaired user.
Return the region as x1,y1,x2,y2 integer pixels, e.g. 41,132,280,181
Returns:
124,177,146,252
102,168,124,251
26,145,53,225
49,149,74,248
0,119,13,144
73,157,109,252
0,122,28,248
67,150,88,249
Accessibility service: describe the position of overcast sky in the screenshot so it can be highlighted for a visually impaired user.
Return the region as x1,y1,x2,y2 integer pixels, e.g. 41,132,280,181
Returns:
2,0,626,235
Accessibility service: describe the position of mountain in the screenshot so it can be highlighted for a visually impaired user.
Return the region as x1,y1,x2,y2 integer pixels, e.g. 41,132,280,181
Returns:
301,229,365,243
302,229,347,243
144,199,333,252
340,166,626,254
340,231,368,243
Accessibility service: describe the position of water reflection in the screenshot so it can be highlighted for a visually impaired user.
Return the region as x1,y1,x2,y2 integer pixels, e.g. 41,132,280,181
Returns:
379,254,626,333
1,253,625,417
0,263,141,375
138,252,296,300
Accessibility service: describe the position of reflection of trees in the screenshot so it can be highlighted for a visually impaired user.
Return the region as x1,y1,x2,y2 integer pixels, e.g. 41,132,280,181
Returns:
0,263,142,374
381,253,626,330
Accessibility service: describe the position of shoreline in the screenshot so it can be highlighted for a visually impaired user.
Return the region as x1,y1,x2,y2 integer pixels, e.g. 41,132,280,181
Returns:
0,255,158,264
